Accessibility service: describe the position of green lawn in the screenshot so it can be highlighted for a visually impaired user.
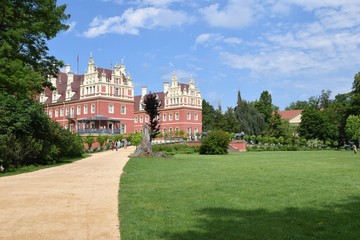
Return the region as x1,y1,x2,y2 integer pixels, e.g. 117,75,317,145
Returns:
119,151,360,240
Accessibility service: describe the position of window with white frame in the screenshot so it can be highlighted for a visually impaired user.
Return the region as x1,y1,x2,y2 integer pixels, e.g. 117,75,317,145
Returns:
145,116,149,122
108,104,114,113
121,124,126,134
91,104,96,113
187,113,191,120
84,105,88,114
115,88,119,95
169,114,173,121
134,117,138,123
187,127,191,134
55,109,59,117
77,106,81,115
162,114,166,121
65,108,69,116
194,113,198,120
175,112,179,120
140,116,143,123
60,108,64,116
121,106,126,114
49,110,52,118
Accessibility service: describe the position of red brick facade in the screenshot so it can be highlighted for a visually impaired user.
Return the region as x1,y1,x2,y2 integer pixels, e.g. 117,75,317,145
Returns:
40,56,202,135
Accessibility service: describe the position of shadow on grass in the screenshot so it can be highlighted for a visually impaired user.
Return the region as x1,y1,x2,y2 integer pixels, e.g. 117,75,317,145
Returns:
164,196,360,240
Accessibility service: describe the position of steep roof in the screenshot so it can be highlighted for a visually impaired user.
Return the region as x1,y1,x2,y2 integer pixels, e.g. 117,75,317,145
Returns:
279,110,302,121
134,92,165,112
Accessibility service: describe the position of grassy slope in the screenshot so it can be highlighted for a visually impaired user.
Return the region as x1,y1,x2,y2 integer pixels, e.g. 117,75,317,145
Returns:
119,151,360,240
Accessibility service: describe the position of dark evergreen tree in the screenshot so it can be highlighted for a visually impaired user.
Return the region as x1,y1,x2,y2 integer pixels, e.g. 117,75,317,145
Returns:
234,90,265,136
202,99,217,132
214,103,226,130
223,107,239,133
142,92,161,142
254,90,273,125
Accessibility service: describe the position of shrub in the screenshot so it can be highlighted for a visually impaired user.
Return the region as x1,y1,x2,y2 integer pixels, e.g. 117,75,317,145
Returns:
199,130,230,155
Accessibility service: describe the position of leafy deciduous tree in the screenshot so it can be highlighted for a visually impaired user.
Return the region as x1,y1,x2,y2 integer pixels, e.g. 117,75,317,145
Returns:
346,115,360,145
0,0,70,97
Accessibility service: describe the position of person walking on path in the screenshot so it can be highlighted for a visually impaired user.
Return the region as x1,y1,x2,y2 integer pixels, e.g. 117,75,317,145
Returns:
116,140,121,151
352,144,357,154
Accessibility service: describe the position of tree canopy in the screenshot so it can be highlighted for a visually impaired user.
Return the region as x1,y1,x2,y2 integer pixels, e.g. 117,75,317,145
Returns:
142,92,161,142
346,115,360,145
0,1,83,171
0,0,69,97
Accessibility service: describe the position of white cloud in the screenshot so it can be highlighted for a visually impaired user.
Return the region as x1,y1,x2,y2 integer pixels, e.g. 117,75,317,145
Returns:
199,0,257,29
65,21,77,33
101,0,123,4
223,37,242,44
215,1,360,84
195,33,242,47
132,0,183,7
83,7,192,37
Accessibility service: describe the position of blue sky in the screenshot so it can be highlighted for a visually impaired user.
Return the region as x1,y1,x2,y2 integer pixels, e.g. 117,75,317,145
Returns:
49,0,360,110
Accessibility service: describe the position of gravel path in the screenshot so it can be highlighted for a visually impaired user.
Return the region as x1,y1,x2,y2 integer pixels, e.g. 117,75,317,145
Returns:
0,146,134,240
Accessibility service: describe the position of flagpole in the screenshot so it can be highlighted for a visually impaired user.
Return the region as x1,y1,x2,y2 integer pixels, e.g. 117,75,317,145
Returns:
77,54,79,74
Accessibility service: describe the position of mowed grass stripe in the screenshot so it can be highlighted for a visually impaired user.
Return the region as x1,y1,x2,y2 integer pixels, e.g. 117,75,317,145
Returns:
119,151,360,240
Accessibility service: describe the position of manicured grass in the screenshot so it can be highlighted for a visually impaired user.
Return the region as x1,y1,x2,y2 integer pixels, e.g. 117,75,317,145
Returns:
119,151,360,240
0,154,90,177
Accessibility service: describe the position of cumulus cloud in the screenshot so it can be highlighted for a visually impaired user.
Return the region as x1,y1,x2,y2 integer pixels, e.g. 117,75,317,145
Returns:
199,0,257,29
83,7,192,37
217,0,360,82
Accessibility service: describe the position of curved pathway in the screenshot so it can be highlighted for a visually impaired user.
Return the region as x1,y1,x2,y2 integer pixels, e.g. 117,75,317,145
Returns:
0,146,135,240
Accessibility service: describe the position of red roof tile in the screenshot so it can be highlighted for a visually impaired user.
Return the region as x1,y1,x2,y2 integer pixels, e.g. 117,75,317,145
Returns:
278,110,302,121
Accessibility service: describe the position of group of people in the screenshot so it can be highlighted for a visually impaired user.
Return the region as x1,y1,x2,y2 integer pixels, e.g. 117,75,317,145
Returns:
110,139,127,151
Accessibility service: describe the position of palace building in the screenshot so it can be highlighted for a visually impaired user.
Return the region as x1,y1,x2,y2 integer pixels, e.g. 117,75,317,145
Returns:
40,55,202,137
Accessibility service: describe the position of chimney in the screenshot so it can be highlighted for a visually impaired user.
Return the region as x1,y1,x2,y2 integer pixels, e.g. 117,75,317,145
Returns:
141,86,147,96
65,64,71,73
163,82,169,93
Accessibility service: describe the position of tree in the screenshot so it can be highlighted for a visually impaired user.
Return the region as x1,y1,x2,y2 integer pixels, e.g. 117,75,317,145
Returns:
0,1,79,170
298,108,338,141
285,101,309,110
265,107,294,139
214,103,226,130
202,99,217,132
223,107,239,133
199,130,230,155
142,92,161,142
0,0,70,97
349,72,360,115
254,90,273,125
234,90,265,136
346,115,360,145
